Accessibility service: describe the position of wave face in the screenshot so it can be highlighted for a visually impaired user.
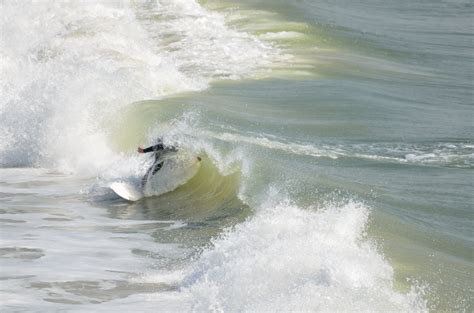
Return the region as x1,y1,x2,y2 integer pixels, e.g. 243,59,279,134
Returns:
1,0,471,312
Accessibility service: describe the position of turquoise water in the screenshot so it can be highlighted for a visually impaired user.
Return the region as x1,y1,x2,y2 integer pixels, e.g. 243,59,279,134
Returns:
0,0,472,311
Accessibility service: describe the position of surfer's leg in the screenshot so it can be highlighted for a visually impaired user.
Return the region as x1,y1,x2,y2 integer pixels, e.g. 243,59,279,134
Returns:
142,161,164,187
151,161,164,175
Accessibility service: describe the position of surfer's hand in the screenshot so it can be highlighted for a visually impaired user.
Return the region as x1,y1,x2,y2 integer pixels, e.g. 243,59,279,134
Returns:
137,147,144,153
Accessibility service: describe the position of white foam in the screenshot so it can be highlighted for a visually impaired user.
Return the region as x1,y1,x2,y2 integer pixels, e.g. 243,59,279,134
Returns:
0,0,279,174
0,2,185,170
146,0,279,80
200,130,474,168
179,199,426,311
113,197,424,312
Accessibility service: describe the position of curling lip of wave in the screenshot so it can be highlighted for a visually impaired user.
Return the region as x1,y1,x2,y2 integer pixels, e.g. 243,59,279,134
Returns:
0,0,282,171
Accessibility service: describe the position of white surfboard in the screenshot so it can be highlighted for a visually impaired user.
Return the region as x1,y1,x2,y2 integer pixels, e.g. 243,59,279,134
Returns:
110,181,144,201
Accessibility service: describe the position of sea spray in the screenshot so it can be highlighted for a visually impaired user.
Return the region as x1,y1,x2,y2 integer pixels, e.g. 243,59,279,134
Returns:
177,198,427,311
0,0,278,173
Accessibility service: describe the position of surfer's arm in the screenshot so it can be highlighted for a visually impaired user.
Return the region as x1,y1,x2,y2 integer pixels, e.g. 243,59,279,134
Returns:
138,144,164,153
138,144,177,153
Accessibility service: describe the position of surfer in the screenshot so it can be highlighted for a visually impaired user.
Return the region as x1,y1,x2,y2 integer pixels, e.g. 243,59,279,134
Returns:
138,140,177,186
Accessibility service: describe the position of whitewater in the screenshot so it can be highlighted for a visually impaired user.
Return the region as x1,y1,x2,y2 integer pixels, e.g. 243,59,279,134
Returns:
1,0,472,312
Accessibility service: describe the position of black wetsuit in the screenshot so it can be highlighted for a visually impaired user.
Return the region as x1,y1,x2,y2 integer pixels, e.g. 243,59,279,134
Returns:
141,142,177,186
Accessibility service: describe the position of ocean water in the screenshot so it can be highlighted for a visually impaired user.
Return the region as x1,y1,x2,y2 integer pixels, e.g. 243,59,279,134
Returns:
0,0,472,312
